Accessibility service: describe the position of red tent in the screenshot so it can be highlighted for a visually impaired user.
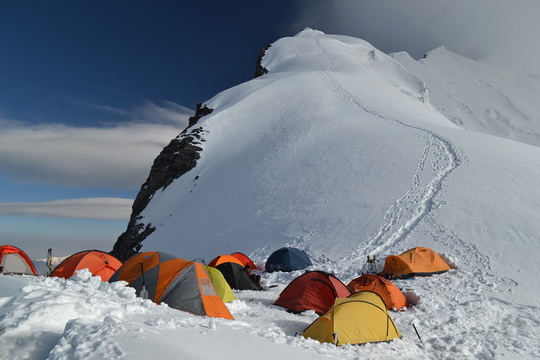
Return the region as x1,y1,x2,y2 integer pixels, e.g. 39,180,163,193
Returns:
274,271,351,315
0,245,38,276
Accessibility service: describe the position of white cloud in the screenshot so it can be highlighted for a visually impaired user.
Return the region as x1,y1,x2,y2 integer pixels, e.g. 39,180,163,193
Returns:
294,0,540,74
0,101,192,189
0,198,132,220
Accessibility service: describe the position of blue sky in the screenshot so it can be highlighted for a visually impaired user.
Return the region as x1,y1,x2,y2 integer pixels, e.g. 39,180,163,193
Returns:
1,0,537,261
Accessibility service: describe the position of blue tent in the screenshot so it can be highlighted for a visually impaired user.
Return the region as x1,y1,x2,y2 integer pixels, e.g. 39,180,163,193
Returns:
265,247,312,272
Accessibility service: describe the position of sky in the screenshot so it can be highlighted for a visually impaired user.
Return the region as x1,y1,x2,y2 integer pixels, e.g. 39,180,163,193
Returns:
1,0,538,259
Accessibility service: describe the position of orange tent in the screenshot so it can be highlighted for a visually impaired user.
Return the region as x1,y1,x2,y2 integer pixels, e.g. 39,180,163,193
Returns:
380,247,451,279
109,251,177,284
231,252,257,273
208,255,244,268
50,250,122,281
347,274,408,310
0,245,38,276
110,252,233,320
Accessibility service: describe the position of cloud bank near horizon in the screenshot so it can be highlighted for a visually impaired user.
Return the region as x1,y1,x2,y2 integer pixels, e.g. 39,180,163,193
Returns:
294,0,540,74
0,101,192,189
0,198,132,220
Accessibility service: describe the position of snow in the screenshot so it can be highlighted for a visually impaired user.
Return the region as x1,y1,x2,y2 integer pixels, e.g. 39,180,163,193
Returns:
2,29,540,359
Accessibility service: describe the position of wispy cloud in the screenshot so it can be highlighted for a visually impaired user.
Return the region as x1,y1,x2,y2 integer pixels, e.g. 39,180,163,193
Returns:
294,0,540,74
0,198,132,220
0,101,192,189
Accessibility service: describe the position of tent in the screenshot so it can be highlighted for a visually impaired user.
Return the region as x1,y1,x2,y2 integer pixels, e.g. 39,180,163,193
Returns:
231,252,257,273
214,261,262,291
110,252,233,319
109,251,176,284
49,250,122,281
0,245,38,276
380,247,451,279
275,271,350,315
265,247,312,273
203,265,236,303
208,255,244,268
302,291,401,346
347,274,408,310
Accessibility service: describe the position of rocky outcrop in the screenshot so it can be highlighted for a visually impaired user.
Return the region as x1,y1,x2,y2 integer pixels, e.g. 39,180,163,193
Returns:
111,104,212,261
112,45,272,261
255,44,271,78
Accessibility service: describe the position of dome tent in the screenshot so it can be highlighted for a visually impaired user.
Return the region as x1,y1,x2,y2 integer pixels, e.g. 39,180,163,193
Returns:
208,254,244,267
347,274,409,310
109,251,176,284
302,291,401,346
265,247,312,273
380,247,451,279
231,252,257,273
110,252,233,319
209,255,262,291
49,250,122,281
0,245,38,276
203,265,236,303
275,271,351,315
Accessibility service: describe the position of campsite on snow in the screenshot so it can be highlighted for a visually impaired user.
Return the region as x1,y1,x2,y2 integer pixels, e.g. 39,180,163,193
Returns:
2,29,540,359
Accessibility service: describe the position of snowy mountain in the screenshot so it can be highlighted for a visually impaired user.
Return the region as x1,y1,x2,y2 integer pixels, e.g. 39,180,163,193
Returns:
391,47,540,147
114,29,540,299
2,29,540,359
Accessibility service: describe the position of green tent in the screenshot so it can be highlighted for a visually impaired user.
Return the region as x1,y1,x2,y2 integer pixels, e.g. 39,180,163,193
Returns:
204,265,236,303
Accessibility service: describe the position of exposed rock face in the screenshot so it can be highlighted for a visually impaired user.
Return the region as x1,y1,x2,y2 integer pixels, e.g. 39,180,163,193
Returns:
111,104,212,261
254,44,271,78
112,46,271,261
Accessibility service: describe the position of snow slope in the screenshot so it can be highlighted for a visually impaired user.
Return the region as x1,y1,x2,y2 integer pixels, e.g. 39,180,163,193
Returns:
2,29,540,359
139,29,540,305
391,48,540,147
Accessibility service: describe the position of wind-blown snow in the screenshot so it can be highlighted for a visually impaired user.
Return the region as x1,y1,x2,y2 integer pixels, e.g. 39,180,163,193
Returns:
2,29,540,359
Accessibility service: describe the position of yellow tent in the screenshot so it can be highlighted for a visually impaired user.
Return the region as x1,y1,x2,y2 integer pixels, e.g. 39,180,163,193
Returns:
204,265,236,303
303,291,401,346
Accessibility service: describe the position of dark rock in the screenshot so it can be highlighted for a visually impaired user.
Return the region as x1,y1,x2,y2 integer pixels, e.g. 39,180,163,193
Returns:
110,105,213,261
255,44,271,78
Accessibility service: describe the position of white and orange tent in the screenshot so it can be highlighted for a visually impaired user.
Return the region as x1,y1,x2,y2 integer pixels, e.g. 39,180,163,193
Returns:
0,245,38,276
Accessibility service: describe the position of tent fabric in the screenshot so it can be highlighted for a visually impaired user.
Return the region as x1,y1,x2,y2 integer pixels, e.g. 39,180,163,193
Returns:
275,271,351,315
347,274,409,310
0,245,38,276
214,262,262,291
49,250,122,281
158,262,233,319
231,252,257,273
110,252,233,319
380,247,451,279
265,247,312,273
203,265,236,303
108,251,177,284
208,255,244,268
302,291,401,346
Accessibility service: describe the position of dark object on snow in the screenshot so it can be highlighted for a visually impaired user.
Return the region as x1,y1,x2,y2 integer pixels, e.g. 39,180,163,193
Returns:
265,247,312,273
215,262,263,291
